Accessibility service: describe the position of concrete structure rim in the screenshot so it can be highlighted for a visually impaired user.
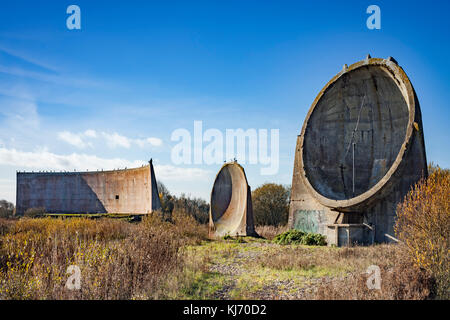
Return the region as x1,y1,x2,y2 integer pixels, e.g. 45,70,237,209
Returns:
298,57,417,211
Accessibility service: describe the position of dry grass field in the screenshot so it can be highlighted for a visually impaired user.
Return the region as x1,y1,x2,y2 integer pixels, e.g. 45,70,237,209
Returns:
0,211,438,300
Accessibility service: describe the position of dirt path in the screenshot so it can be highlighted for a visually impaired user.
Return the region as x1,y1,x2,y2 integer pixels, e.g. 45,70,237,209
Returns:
201,241,330,300
185,240,404,300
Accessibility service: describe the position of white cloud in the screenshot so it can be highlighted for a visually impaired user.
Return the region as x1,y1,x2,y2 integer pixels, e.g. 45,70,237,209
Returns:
0,96,41,149
101,132,163,149
0,65,105,89
0,147,140,171
57,129,162,149
0,45,59,73
58,131,92,149
0,97,40,130
146,137,163,146
101,132,131,149
155,164,210,181
135,137,163,148
84,129,97,138
0,179,15,203
0,147,209,181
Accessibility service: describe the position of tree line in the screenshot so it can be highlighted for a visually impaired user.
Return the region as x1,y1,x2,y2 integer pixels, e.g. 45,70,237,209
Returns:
157,181,291,227
1,181,291,226
0,200,14,218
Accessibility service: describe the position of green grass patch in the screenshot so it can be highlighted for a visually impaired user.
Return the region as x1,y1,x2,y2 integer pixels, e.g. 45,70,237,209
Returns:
273,230,327,246
178,270,228,300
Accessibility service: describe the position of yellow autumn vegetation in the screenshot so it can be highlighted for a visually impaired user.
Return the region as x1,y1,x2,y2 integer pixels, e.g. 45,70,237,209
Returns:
0,210,208,299
395,166,449,299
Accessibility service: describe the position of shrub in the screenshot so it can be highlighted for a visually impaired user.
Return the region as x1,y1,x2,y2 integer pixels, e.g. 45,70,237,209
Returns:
252,183,290,226
0,200,14,218
0,218,14,236
302,233,327,246
24,207,46,218
0,210,208,299
173,195,209,224
255,225,288,240
394,166,449,299
222,234,233,240
273,230,305,244
315,246,435,300
272,230,326,246
157,181,209,224
170,209,208,244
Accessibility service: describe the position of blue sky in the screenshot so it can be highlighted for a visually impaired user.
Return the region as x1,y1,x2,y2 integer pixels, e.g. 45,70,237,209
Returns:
0,0,449,203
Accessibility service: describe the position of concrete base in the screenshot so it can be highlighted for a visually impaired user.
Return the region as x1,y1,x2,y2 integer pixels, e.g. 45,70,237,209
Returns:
326,224,373,246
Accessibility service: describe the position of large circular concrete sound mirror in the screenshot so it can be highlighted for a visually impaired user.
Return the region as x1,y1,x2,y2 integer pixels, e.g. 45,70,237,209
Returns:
300,58,417,210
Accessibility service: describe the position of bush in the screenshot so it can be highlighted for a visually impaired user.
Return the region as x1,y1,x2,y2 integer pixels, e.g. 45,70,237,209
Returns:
0,209,208,299
394,166,449,299
315,248,435,300
302,233,327,246
24,207,46,218
252,183,290,226
255,225,288,240
0,218,14,236
273,230,326,246
0,200,14,218
157,181,209,224
173,195,209,224
222,234,233,240
273,230,305,244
